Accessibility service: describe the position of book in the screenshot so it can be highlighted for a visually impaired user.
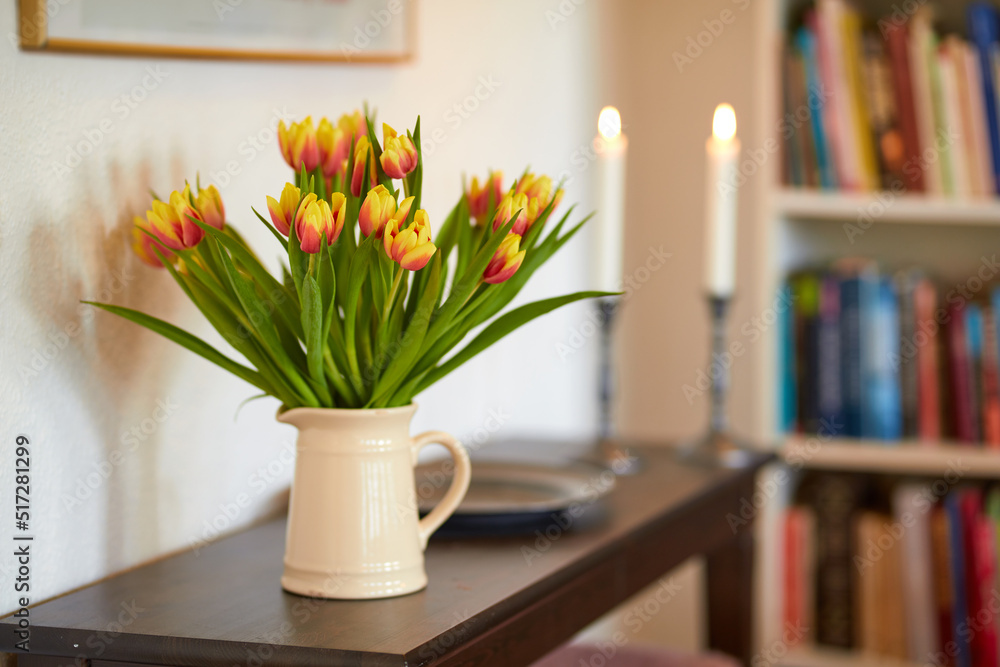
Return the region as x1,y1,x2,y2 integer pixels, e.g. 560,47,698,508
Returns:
837,260,878,438
897,270,920,438
981,304,1000,447
793,273,822,433
938,44,971,198
946,492,972,667
798,24,839,189
866,277,902,440
968,2,1000,193
818,274,844,429
779,282,798,434
884,21,926,191
842,6,881,191
910,8,946,196
863,32,906,189
894,484,940,662
784,507,817,642
817,0,861,190
810,473,865,648
962,44,996,197
948,302,978,443
931,505,956,662
914,277,943,440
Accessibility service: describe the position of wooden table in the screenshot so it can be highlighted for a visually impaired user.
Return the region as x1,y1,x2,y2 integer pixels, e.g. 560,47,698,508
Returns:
1,445,772,667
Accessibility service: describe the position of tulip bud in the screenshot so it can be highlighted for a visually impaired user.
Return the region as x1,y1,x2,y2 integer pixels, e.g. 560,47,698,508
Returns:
195,184,225,230
328,192,347,244
515,173,560,224
296,198,334,254
266,182,301,236
467,171,504,224
383,209,436,271
359,185,397,238
147,185,205,250
293,192,318,237
379,123,419,180
350,135,377,197
132,216,176,268
483,234,525,285
338,110,366,143
278,117,320,173
491,192,529,236
317,117,349,179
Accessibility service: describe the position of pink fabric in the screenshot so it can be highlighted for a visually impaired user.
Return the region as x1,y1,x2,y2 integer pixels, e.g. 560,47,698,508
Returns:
530,643,741,667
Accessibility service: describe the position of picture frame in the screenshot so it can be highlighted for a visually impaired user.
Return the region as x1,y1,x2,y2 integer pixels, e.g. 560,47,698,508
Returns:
17,0,415,63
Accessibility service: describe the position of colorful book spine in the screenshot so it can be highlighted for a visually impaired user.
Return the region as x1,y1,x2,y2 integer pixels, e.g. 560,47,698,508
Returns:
946,492,972,667
817,274,843,429
798,25,838,189
968,2,1000,193
885,22,926,191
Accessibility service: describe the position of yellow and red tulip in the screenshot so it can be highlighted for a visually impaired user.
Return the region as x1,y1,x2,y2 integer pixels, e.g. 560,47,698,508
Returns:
350,135,378,197
483,233,525,285
295,197,334,254
147,185,205,250
491,192,529,236
195,184,225,230
266,182,301,236
515,173,562,224
384,209,436,271
359,185,397,238
132,216,176,268
317,118,348,179
379,123,419,180
278,117,320,173
467,171,504,224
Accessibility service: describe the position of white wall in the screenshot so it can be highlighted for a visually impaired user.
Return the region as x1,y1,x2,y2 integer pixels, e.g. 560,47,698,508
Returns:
0,0,603,609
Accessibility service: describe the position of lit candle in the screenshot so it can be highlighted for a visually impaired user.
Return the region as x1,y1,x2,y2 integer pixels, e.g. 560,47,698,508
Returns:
704,104,740,297
594,106,628,293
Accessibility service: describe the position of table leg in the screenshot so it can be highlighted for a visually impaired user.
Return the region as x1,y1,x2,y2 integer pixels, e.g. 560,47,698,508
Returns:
705,527,754,666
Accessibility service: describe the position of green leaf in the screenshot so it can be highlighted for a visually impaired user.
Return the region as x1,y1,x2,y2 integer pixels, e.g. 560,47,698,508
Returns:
343,234,377,394
368,251,441,405
83,302,270,393
252,206,291,246
413,291,613,395
300,274,331,405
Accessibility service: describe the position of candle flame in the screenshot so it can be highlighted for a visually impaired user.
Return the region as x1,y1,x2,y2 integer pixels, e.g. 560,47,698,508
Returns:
712,104,736,141
598,106,622,140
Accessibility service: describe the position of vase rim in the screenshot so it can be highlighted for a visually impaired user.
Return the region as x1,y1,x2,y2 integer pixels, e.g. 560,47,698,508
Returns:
276,403,417,425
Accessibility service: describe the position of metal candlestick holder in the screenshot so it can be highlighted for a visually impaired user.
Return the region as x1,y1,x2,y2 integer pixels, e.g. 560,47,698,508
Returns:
595,296,642,475
678,295,755,468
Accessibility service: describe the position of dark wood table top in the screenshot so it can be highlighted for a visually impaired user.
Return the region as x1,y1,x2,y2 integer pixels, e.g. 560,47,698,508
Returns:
0,444,772,667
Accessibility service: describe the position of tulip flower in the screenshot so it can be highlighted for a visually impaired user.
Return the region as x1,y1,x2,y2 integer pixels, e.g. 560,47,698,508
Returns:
338,110,366,143
483,233,525,285
296,198,334,254
391,195,415,226
317,118,348,179
278,117,320,173
132,216,176,268
383,209,436,271
359,185,397,238
467,171,504,224
195,184,225,230
350,135,378,197
379,123,419,180
491,192,529,236
266,182,301,236
515,173,562,224
147,185,205,250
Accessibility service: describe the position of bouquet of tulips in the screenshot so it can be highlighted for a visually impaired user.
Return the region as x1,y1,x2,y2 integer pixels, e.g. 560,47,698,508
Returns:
88,110,607,409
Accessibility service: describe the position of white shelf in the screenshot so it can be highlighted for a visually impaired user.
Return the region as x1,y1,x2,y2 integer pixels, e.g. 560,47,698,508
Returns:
781,436,1000,477
779,647,921,667
774,188,1000,226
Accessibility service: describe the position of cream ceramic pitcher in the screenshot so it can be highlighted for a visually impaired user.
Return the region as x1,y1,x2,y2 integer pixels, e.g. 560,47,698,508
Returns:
277,404,471,599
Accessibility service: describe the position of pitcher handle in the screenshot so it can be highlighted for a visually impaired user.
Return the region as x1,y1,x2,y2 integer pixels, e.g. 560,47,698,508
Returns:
413,431,471,549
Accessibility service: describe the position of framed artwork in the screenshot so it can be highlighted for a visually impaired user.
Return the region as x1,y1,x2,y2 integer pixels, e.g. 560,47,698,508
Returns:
17,0,415,62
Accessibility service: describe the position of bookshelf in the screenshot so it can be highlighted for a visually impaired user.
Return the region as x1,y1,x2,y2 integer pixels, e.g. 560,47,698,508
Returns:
776,187,1000,225
751,0,1000,664
781,436,1000,477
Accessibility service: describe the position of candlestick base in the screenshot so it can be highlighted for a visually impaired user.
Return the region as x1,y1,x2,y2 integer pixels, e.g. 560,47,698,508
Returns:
676,430,757,469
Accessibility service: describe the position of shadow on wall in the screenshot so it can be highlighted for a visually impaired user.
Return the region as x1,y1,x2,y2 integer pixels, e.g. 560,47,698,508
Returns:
21,151,192,572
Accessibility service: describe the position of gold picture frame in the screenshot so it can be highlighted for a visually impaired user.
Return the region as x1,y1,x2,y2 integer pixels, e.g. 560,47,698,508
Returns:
18,0,415,63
